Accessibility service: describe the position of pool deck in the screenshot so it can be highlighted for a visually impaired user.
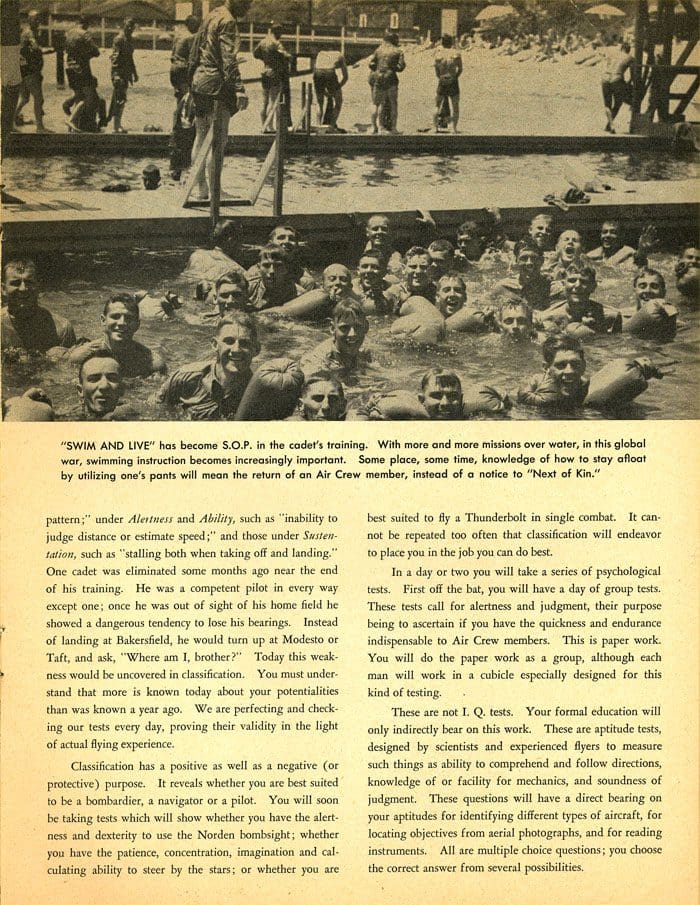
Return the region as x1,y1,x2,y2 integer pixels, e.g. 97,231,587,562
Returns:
2,178,696,255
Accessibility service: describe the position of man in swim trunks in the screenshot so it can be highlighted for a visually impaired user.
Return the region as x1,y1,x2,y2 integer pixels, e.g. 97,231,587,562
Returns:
70,294,167,377
433,34,462,133
601,39,633,133
253,23,291,131
158,312,259,419
64,15,101,131
15,11,53,132
368,30,405,133
313,48,348,130
1,259,76,353
107,17,137,133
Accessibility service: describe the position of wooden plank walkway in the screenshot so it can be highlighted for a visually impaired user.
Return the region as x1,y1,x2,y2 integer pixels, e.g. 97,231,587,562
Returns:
3,130,678,158
2,179,697,255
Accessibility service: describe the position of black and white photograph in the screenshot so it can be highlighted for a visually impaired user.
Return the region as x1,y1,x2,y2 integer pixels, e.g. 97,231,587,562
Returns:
2,0,698,421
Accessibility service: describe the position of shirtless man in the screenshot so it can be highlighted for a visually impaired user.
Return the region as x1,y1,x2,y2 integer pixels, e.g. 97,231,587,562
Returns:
590,220,655,270
70,294,166,377
433,34,462,132
368,31,405,134
253,24,291,131
601,39,633,133
313,49,348,130
107,17,138,133
1,259,76,353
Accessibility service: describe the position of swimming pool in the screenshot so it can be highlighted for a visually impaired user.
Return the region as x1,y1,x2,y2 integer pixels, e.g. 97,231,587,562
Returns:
3,245,697,421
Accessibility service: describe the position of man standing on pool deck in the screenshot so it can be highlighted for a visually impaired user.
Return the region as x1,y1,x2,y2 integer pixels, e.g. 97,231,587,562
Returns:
188,0,250,202
313,47,348,130
253,23,291,132
601,38,633,133
64,15,100,131
368,30,405,134
107,17,138,133
15,11,53,132
433,34,462,133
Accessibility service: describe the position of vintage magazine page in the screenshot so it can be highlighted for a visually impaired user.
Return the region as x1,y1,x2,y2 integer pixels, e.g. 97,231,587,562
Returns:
1,1,698,903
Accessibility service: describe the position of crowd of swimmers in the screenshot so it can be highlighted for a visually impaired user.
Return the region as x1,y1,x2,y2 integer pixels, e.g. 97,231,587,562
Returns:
3,211,698,422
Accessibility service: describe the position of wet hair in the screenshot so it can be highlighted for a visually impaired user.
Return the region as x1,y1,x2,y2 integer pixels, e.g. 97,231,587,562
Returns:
436,272,466,292
323,263,350,279
142,163,160,178
2,258,37,282
367,214,390,229
420,368,462,394
564,257,597,288
441,34,453,48
633,267,666,294
332,298,368,324
77,349,122,381
215,269,249,293
499,298,533,322
259,243,286,261
428,239,455,257
269,224,298,241
529,213,554,226
542,333,585,367
212,219,238,248
514,239,544,261
303,371,345,396
405,245,429,261
458,219,479,235
185,15,200,31
216,311,258,343
103,293,140,319
358,250,384,265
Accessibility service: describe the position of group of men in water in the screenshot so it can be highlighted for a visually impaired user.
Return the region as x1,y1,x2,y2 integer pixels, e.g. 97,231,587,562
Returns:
3,211,697,422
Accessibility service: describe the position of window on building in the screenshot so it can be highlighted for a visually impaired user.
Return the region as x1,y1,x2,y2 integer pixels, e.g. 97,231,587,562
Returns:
389,11,399,29
359,13,367,27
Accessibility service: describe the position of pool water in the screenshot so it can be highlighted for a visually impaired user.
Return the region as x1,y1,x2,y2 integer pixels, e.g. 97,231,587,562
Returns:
2,150,697,204
3,246,698,421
